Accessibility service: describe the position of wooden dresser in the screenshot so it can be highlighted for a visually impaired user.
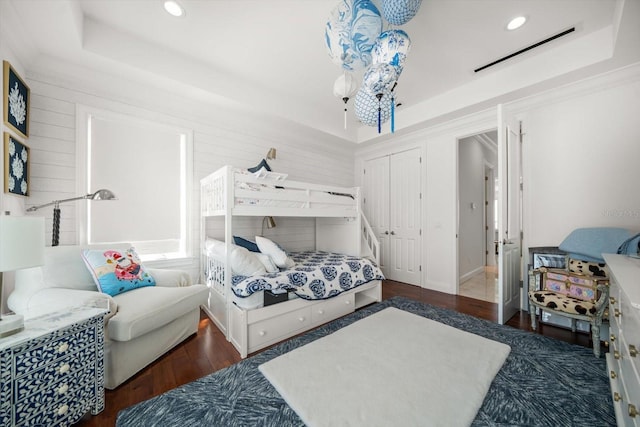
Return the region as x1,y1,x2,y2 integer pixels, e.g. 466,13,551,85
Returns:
605,253,640,426
0,307,107,427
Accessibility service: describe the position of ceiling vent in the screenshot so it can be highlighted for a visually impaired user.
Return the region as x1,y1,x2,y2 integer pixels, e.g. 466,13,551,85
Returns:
474,27,575,73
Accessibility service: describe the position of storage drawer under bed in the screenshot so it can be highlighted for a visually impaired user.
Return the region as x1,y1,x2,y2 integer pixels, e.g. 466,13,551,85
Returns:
248,306,312,352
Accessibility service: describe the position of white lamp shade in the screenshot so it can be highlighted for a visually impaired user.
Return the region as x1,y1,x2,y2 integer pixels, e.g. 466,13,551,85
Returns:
0,216,45,271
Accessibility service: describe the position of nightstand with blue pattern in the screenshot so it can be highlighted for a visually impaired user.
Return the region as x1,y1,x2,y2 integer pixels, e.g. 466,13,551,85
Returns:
0,306,107,426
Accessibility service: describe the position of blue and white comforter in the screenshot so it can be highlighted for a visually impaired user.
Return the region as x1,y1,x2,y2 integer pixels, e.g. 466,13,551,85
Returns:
231,251,384,300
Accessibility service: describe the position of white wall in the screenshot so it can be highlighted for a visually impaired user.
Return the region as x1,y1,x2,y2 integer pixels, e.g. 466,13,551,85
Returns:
356,62,640,297
521,64,640,252
0,1,33,312
0,3,29,217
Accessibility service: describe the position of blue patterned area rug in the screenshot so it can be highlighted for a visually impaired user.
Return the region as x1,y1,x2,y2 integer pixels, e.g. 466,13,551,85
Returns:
116,297,615,427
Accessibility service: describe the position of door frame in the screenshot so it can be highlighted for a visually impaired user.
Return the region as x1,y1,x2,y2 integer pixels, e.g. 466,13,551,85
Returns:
454,126,499,296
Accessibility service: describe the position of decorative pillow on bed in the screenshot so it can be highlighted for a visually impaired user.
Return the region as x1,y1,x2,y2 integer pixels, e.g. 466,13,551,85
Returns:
230,246,266,276
233,236,260,252
256,253,279,273
247,159,271,174
81,247,155,297
255,236,295,269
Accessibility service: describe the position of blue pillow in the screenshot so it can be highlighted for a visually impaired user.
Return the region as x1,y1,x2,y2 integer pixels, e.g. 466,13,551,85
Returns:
82,247,155,296
247,159,271,173
234,236,260,252
559,227,635,262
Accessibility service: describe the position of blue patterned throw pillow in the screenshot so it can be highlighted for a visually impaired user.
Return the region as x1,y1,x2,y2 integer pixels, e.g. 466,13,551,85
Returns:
82,247,155,296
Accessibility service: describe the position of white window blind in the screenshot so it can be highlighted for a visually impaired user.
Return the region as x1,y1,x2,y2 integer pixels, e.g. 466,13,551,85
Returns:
79,107,192,260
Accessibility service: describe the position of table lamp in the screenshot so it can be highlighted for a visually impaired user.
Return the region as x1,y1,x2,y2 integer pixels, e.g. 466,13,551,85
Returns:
0,215,45,337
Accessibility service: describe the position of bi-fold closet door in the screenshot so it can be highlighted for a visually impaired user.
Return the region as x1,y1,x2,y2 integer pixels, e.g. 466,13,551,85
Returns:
362,148,422,286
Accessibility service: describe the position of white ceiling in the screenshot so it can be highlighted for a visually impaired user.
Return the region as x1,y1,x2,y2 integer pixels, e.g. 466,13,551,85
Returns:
6,0,640,143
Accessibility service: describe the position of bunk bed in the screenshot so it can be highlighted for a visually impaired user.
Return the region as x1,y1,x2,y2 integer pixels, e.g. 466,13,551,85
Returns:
200,165,382,358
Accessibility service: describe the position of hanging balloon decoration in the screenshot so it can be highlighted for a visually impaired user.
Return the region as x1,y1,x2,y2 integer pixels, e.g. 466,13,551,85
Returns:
363,63,397,94
324,0,421,133
370,29,410,133
362,63,397,133
354,87,392,128
381,0,423,26
325,0,383,72
333,72,359,129
371,29,412,76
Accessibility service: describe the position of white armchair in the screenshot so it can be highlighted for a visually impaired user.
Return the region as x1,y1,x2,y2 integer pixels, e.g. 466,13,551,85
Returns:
7,244,208,389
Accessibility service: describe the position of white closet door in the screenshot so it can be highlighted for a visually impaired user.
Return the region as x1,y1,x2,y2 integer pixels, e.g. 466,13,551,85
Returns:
388,149,422,285
363,156,390,272
363,149,421,285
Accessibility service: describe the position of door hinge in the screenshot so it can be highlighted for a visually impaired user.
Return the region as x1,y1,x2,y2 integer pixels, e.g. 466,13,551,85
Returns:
419,265,422,272
419,229,422,236
363,197,366,204
363,169,366,175
419,157,422,163
419,192,422,199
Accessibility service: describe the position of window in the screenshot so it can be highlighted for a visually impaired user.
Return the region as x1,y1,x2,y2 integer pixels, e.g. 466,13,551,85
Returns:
77,106,192,261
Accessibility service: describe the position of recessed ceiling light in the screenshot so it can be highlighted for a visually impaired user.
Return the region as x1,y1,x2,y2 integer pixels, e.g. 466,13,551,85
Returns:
507,16,526,31
164,0,185,17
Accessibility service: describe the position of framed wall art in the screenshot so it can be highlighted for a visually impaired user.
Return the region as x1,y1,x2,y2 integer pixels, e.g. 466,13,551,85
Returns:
3,60,30,139
4,132,30,196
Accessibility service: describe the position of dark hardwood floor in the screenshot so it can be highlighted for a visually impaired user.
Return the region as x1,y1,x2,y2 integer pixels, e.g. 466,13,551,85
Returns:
75,280,596,426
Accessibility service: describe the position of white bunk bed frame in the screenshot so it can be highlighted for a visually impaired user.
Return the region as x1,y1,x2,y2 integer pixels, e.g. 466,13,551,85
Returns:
200,165,381,358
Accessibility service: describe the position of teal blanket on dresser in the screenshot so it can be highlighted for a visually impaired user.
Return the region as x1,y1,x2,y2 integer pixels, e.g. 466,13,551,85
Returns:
559,227,640,262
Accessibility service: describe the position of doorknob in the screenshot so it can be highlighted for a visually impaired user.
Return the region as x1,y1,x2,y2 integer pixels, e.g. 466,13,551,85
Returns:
384,231,389,235
390,231,395,235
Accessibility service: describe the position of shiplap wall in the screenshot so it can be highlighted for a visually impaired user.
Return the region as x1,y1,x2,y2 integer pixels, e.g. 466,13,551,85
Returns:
25,67,355,277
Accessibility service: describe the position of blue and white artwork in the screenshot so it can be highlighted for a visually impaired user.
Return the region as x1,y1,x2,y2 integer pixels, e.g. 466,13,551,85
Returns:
325,0,383,71
4,134,29,196
354,86,392,127
372,29,412,76
381,0,423,26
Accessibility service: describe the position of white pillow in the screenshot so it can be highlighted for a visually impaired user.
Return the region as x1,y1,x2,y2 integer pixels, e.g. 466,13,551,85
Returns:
256,253,279,273
282,256,296,270
230,246,266,276
205,237,226,258
255,236,289,268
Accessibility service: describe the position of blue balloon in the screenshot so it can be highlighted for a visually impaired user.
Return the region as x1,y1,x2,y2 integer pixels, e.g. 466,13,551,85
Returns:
381,0,422,26
325,0,383,71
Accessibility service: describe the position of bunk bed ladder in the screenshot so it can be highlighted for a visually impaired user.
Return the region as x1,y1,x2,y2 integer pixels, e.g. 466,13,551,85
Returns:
360,212,380,266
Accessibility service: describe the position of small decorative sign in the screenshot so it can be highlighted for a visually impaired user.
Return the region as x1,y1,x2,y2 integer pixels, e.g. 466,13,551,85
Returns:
4,132,30,196
3,60,30,139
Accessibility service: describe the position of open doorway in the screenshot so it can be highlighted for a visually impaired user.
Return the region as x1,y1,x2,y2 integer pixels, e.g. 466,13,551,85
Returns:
457,130,498,303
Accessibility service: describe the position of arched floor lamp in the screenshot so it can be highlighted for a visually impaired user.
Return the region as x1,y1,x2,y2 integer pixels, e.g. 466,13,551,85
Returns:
26,189,117,246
